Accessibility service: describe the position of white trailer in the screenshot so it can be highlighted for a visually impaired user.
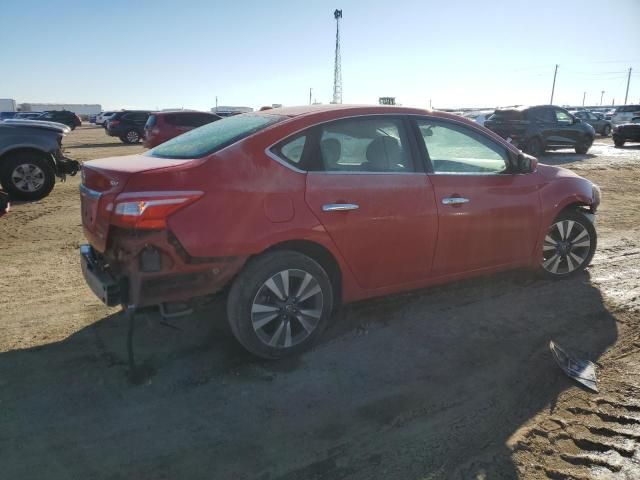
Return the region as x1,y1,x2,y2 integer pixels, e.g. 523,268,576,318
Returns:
20,103,102,116
0,99,17,111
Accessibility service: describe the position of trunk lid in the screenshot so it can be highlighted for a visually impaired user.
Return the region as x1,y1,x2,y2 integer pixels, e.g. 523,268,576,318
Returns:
80,154,195,252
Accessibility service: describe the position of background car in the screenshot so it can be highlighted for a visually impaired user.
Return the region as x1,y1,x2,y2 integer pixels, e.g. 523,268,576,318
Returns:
88,113,98,124
484,105,595,156
36,110,82,130
143,111,221,148
0,112,18,121
79,105,600,359
462,110,493,126
612,116,640,147
95,111,117,127
14,112,43,120
0,119,79,200
570,110,612,136
611,105,640,125
105,110,151,144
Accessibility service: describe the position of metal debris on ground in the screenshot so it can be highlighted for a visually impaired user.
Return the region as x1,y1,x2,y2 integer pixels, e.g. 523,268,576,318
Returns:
549,340,598,392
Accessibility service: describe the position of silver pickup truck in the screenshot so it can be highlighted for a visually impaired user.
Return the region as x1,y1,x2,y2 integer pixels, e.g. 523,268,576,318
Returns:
0,119,79,200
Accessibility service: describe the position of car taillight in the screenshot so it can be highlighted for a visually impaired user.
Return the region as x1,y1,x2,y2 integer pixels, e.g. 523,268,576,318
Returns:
110,191,203,230
151,127,160,134
109,120,120,127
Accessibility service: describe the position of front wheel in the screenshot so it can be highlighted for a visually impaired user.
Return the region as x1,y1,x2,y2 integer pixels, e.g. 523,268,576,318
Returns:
602,125,611,137
227,251,334,359
541,210,597,278
614,138,625,148
0,153,56,201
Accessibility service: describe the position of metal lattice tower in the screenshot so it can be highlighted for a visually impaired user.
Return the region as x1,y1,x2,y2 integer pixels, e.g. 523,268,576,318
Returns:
332,9,343,104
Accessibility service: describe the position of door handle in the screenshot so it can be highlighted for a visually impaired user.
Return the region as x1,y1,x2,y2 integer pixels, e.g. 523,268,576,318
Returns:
322,203,359,212
442,197,469,205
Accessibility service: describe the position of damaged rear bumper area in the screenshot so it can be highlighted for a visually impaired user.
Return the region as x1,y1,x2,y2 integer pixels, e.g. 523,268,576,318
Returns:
80,230,246,308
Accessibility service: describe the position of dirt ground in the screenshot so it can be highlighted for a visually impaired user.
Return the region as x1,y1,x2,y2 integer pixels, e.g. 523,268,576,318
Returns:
1,125,639,480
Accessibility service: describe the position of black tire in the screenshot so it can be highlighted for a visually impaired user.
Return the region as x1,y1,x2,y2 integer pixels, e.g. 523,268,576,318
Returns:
0,152,56,201
540,209,597,279
602,125,611,137
525,137,544,157
227,250,334,359
574,136,593,154
122,130,141,144
614,139,625,148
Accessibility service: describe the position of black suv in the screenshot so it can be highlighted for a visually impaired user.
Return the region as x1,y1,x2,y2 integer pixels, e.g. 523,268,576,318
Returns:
105,110,151,144
36,110,82,130
484,105,596,156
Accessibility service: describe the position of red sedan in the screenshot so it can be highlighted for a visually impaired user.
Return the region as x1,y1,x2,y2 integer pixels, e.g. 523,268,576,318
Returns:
80,105,600,358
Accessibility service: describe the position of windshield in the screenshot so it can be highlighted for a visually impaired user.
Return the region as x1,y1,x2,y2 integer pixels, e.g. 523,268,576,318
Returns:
148,113,285,159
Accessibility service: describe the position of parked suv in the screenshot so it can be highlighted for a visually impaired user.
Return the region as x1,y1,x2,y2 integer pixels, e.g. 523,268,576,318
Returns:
612,117,640,147
106,110,151,144
611,105,640,126
36,110,82,130
0,119,79,200
144,111,221,148
80,106,600,358
570,110,611,136
484,105,595,156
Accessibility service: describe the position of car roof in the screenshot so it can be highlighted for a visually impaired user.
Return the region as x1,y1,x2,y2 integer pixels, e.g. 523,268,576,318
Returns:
252,104,471,125
152,110,216,115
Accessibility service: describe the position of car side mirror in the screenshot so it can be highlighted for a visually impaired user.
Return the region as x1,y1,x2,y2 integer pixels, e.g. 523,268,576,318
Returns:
573,117,581,124
516,152,538,173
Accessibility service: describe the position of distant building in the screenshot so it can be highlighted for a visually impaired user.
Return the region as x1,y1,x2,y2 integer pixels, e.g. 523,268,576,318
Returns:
20,103,102,115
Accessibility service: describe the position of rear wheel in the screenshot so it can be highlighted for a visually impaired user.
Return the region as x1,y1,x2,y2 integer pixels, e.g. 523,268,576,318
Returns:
614,138,625,148
541,210,596,278
525,137,544,157
0,153,56,201
122,130,140,144
227,251,334,359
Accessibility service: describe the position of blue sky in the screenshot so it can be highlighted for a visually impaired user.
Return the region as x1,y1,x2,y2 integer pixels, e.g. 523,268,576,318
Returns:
2,0,639,110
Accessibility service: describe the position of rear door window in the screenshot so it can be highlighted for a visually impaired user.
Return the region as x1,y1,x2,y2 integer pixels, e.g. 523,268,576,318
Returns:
313,116,414,173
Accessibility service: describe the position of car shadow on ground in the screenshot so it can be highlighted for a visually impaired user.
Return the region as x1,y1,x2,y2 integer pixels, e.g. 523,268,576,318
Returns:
0,270,617,479
65,142,136,149
540,151,597,166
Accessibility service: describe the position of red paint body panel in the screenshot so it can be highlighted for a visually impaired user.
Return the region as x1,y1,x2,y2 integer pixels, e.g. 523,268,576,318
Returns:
305,172,438,289
80,105,597,307
429,173,542,275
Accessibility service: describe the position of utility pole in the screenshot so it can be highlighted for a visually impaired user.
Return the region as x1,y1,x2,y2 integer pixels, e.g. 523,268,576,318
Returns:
600,90,605,106
582,92,586,106
215,96,218,109
309,88,313,105
624,67,632,104
550,64,558,104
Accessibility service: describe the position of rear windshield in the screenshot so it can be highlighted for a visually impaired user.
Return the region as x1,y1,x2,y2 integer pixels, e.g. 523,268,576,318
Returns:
148,114,285,159
145,115,157,128
489,110,524,121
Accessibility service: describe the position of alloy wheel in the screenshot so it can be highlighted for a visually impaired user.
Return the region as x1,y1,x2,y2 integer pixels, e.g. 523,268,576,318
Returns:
126,131,140,143
542,219,592,275
11,163,45,193
251,269,324,348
